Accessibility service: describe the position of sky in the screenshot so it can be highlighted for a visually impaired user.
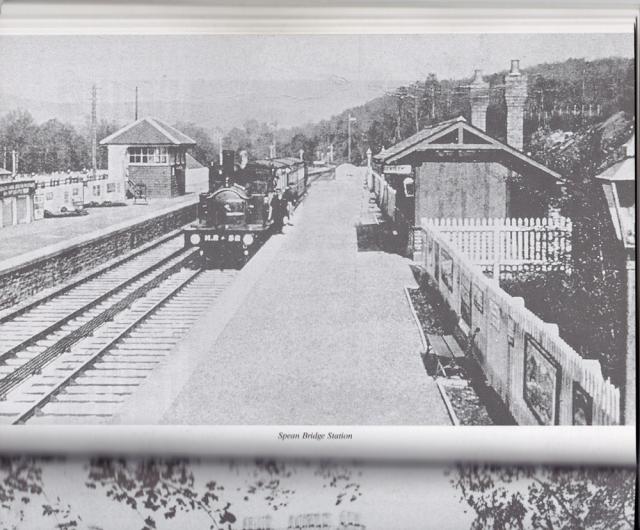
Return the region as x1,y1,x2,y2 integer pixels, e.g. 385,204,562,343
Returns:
0,33,634,131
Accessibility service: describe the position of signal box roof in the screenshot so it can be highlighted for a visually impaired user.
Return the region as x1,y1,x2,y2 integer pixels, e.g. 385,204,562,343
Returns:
100,117,196,146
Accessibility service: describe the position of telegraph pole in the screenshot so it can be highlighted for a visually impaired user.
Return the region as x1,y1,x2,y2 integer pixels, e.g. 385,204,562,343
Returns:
91,84,98,177
347,113,356,162
270,121,278,158
134,86,139,120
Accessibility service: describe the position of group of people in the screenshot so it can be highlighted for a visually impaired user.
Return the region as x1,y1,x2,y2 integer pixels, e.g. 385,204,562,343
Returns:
267,185,297,233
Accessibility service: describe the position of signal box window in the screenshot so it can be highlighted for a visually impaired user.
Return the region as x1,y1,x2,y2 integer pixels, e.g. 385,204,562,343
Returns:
129,146,169,165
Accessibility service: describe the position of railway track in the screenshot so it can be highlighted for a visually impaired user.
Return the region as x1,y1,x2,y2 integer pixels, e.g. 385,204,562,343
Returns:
0,233,237,424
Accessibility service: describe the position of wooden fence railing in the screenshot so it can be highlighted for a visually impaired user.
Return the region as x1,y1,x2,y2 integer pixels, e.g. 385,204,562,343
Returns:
368,169,396,222
413,223,621,425
423,217,572,277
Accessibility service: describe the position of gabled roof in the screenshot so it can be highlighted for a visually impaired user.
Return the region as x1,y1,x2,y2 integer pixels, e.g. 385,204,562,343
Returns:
378,115,562,182
373,116,463,162
596,158,635,182
596,135,635,182
100,117,196,146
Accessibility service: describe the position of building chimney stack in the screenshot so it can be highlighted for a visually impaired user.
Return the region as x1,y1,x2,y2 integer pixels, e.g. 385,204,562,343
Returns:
504,59,527,151
469,69,490,132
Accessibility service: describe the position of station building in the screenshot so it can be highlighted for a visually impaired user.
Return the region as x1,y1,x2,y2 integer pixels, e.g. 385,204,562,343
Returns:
185,153,209,194
100,117,196,199
0,169,36,228
374,60,562,225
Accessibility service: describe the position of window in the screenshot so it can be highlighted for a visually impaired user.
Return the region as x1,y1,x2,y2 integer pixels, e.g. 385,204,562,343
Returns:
72,187,80,196
403,177,415,197
64,191,69,203
107,183,116,193
129,146,169,164
45,192,53,201
93,185,101,196
473,284,484,313
175,149,185,166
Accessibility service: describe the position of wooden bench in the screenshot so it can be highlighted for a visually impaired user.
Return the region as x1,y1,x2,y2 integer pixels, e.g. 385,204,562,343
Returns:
426,333,466,377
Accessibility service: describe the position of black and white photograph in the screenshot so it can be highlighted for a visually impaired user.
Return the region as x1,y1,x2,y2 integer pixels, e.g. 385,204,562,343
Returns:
0,455,636,530
0,21,635,428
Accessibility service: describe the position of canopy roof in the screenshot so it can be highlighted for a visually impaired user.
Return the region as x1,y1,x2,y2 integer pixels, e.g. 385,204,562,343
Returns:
596,135,636,182
375,116,562,183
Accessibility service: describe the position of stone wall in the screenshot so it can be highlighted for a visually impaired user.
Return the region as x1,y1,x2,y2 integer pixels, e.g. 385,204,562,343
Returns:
0,203,196,311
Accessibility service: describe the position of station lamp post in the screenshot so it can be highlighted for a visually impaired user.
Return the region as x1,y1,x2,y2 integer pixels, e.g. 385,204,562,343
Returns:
596,138,635,425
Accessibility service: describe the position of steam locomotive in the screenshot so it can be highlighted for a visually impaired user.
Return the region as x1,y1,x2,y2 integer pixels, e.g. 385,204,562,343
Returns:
183,149,307,267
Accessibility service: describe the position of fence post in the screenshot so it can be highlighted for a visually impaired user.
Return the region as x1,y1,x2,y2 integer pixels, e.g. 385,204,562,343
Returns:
493,218,502,279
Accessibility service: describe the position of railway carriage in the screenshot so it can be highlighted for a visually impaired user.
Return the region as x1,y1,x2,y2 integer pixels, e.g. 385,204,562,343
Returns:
31,169,126,217
183,150,308,267
33,173,85,218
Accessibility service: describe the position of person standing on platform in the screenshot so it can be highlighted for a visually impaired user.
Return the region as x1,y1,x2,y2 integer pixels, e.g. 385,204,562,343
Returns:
269,189,287,233
282,184,296,225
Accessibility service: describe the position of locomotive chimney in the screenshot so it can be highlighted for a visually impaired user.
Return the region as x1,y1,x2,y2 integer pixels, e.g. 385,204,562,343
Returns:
469,69,490,132
504,59,528,151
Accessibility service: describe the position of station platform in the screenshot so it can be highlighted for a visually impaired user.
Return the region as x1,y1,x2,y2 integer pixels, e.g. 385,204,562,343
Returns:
116,165,450,425
0,194,197,265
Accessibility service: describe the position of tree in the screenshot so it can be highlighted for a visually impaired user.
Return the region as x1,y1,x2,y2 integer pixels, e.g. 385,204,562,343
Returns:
174,122,217,165
31,119,90,173
287,132,317,161
521,113,634,382
450,464,635,529
85,458,235,530
0,110,37,173
83,458,363,530
0,456,78,530
95,119,121,170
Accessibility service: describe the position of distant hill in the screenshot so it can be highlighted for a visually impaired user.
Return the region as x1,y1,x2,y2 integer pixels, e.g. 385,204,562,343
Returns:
271,56,634,164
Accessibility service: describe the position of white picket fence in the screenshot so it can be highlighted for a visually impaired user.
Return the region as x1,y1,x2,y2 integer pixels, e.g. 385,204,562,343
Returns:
413,223,621,425
423,217,572,277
